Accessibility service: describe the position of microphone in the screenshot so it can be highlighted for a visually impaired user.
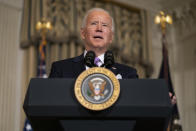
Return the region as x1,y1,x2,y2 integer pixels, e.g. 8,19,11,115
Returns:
102,50,114,68
84,51,96,67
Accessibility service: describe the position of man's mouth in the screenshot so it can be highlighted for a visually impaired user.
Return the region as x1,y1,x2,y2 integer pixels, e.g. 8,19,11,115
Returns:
93,36,103,39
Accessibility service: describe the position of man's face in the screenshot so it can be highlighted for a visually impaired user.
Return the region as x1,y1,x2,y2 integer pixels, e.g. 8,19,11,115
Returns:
81,10,113,51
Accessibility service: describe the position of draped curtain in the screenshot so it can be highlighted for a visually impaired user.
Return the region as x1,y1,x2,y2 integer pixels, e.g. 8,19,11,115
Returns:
20,0,152,79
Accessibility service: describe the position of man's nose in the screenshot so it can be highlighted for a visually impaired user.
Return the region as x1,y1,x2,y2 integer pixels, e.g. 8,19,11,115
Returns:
96,23,102,32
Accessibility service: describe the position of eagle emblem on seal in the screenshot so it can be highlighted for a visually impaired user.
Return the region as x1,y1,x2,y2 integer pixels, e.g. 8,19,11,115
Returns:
88,78,108,101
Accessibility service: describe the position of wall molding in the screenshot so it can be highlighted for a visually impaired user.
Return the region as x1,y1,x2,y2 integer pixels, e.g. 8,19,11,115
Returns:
0,1,23,11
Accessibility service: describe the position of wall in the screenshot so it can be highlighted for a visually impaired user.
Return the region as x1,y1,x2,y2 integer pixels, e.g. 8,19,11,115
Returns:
146,0,196,130
168,1,196,130
120,0,196,130
0,0,24,130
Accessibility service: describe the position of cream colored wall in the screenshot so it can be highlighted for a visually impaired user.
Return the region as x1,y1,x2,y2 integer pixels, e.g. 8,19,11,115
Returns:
163,1,196,130
0,0,24,131
169,17,196,131
171,35,196,130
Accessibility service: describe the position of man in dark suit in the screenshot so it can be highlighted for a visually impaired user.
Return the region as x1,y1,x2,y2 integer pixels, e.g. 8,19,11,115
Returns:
49,8,138,79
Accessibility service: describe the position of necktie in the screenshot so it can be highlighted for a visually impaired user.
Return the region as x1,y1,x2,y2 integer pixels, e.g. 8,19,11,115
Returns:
94,57,102,67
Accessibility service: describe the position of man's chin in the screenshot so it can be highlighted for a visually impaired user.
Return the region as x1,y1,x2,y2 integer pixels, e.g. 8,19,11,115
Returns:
85,42,108,50
90,45,107,51
92,42,107,47
93,45,106,49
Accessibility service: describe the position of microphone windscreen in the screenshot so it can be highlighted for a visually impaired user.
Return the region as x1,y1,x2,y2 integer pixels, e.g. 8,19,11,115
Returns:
104,50,114,68
84,51,96,67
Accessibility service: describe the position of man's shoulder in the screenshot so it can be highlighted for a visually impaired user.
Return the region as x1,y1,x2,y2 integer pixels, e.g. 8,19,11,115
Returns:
51,55,83,66
52,58,73,65
49,54,84,78
114,63,136,71
114,63,138,78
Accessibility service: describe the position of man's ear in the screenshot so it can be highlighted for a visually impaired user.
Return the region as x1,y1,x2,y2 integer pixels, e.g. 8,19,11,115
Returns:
109,31,114,44
80,28,85,40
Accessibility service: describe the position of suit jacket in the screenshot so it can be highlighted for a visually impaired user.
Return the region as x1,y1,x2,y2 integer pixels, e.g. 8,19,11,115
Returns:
49,54,138,79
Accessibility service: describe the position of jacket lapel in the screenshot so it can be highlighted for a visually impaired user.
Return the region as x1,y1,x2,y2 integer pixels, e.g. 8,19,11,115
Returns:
72,54,86,77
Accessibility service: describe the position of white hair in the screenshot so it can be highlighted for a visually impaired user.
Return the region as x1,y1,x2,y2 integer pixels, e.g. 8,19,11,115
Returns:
81,8,115,32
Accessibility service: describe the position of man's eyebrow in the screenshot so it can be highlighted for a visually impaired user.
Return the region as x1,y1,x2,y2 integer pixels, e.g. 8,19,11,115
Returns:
88,20,111,26
89,20,98,23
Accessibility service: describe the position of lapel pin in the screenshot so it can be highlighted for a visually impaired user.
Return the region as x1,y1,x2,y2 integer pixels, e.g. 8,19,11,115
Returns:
112,67,116,70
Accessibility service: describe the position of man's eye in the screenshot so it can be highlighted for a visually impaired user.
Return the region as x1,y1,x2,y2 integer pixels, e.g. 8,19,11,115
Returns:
91,22,97,25
102,24,108,26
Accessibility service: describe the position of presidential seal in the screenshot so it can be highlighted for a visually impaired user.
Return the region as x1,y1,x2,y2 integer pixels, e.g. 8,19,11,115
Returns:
74,67,120,111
